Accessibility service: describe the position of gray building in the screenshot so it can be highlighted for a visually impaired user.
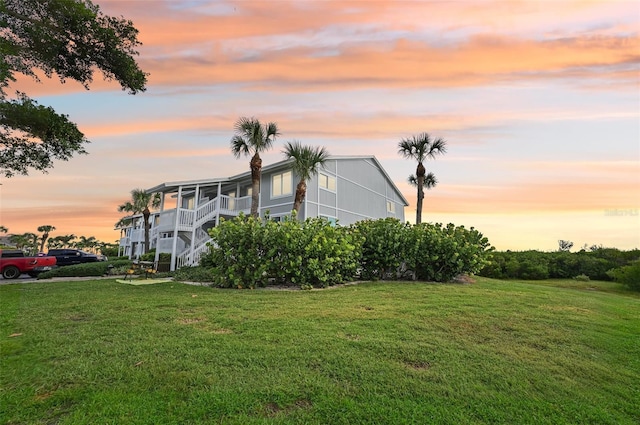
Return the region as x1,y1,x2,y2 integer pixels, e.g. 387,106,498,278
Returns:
118,156,408,270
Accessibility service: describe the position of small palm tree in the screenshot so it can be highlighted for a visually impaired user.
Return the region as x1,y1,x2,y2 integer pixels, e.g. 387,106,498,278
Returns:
37,225,56,252
230,117,280,217
283,141,330,214
118,189,161,254
0,225,8,234
398,133,446,224
59,234,76,248
408,172,437,217
78,236,98,253
10,232,38,254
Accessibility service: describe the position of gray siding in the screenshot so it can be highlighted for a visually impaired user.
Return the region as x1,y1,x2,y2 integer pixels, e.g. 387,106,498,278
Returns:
247,157,405,224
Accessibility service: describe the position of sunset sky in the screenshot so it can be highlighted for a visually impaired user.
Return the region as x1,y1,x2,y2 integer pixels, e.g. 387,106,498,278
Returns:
1,0,639,251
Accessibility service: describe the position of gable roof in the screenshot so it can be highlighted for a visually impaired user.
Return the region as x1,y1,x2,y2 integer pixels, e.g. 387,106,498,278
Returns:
146,156,408,206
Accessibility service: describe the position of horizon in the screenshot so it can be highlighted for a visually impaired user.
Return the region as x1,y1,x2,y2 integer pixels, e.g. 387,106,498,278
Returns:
1,0,638,252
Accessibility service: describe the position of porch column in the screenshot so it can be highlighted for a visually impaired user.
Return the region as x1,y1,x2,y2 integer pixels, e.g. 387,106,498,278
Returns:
170,186,183,271
190,184,200,265
215,181,222,226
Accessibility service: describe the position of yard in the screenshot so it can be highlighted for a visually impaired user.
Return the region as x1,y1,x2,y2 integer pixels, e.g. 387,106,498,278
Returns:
1,278,638,424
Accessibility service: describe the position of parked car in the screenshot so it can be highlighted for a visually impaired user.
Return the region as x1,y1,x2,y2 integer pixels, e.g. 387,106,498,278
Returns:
0,249,57,279
47,249,103,267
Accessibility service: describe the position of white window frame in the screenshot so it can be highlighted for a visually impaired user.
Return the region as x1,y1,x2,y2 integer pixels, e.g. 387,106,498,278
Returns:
387,200,396,214
271,171,293,199
319,173,336,192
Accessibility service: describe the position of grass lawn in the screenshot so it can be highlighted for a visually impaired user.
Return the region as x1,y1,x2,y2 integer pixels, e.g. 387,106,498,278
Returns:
1,277,638,424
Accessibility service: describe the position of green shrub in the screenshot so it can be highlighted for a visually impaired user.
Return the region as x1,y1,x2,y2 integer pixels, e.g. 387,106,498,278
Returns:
207,213,270,288
38,260,131,279
173,266,216,283
408,223,492,282
206,213,361,289
479,249,639,281
352,219,492,282
351,218,408,280
139,250,156,262
607,261,640,291
573,274,590,282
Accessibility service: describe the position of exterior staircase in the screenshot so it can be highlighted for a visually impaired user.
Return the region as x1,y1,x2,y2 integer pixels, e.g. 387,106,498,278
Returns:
175,227,212,269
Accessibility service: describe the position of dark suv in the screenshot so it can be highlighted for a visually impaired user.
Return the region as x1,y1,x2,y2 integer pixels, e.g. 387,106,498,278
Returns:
47,249,102,267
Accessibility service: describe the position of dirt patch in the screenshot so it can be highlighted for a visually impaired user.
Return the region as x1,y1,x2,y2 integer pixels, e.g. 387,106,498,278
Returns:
404,360,431,370
177,317,206,325
264,399,313,417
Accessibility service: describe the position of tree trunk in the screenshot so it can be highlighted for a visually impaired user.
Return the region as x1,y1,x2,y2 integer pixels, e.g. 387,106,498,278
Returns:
416,162,425,224
143,207,150,254
39,233,48,252
292,179,307,214
250,153,262,218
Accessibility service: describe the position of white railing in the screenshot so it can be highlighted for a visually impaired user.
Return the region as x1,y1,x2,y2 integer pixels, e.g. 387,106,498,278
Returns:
176,238,212,269
155,194,251,239
195,227,210,245
151,226,159,242
195,197,218,227
177,208,195,231
219,195,252,214
235,195,252,212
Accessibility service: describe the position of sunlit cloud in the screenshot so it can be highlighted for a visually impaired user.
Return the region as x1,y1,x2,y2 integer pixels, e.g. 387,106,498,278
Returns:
2,0,638,251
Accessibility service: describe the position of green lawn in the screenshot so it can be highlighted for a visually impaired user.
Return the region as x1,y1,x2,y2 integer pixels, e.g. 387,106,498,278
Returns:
1,278,638,424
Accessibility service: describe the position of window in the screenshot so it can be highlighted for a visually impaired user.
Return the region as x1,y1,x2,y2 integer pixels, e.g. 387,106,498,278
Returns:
320,215,337,226
269,214,289,222
319,174,336,191
271,171,292,198
386,201,395,214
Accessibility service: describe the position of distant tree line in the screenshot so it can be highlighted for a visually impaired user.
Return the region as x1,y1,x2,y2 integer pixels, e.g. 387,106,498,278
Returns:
0,225,118,257
478,247,640,285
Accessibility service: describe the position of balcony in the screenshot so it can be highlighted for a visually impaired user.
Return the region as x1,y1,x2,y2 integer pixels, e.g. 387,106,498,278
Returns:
156,194,251,232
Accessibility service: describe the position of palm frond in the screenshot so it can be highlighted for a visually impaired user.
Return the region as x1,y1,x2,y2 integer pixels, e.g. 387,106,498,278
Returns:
283,141,330,181
408,172,438,189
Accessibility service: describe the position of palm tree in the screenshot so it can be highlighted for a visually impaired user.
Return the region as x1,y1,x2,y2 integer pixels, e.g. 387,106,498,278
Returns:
283,141,330,214
37,225,56,252
59,234,76,248
47,236,64,249
10,232,38,254
408,172,438,218
398,133,447,224
118,189,161,254
78,236,98,253
230,117,280,217
0,225,8,234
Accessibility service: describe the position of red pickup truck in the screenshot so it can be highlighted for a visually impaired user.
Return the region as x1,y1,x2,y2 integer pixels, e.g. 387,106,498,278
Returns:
0,249,57,279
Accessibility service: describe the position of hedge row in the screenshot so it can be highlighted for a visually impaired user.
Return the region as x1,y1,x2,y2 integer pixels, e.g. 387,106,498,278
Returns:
198,214,492,289
478,249,640,282
37,259,132,279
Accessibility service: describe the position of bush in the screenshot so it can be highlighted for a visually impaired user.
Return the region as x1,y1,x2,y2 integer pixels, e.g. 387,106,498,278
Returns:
351,218,408,280
205,213,361,289
173,265,217,283
573,274,590,282
352,219,492,282
479,249,639,281
406,223,492,282
38,260,131,279
198,215,492,288
139,250,156,262
607,261,640,291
